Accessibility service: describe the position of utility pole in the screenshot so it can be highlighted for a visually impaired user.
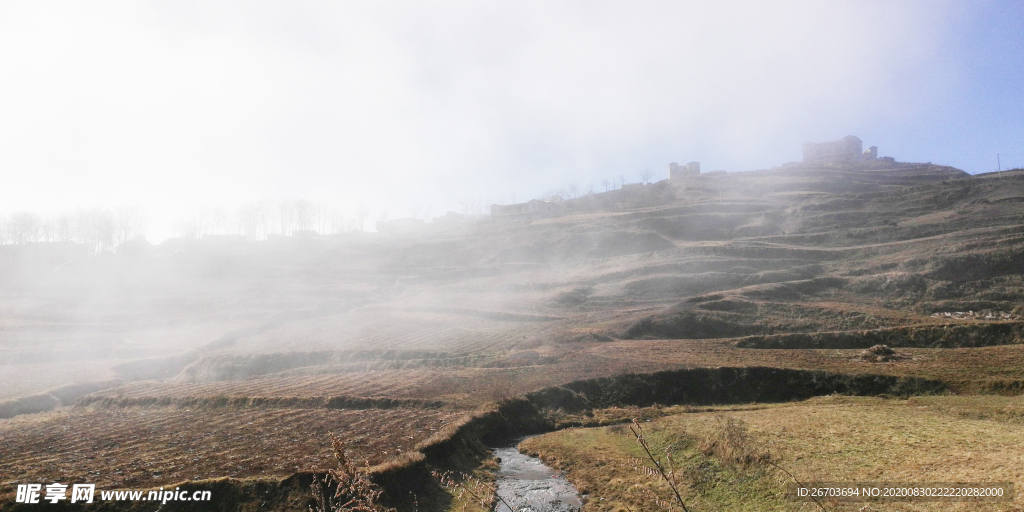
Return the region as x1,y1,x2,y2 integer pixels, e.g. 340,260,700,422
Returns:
998,153,1001,174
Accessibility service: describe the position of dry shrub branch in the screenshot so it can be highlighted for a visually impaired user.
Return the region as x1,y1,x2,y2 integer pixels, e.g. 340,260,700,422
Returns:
432,470,514,512
629,418,692,511
310,434,396,512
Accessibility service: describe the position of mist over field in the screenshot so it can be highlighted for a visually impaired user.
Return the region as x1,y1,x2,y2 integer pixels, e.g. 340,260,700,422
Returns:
3,2,1024,511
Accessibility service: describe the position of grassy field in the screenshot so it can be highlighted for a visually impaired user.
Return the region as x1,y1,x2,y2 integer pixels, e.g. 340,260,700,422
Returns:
522,395,1024,511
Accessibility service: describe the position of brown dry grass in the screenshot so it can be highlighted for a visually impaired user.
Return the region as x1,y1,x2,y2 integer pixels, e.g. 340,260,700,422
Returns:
524,396,1024,511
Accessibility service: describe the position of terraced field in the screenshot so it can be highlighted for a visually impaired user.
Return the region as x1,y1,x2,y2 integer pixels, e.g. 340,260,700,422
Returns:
0,405,465,489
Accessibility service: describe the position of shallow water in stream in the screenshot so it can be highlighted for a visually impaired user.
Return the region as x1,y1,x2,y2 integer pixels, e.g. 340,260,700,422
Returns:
493,444,583,512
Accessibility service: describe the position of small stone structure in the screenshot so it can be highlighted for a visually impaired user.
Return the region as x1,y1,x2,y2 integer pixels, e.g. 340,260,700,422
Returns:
669,161,700,179
802,136,879,163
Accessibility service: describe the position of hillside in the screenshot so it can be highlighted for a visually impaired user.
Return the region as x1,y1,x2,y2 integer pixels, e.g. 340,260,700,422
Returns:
3,162,1024,508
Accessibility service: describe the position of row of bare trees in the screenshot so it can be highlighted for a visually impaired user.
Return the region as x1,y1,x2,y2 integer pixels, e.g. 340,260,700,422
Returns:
0,200,374,250
174,200,372,242
0,207,148,254
3,170,660,249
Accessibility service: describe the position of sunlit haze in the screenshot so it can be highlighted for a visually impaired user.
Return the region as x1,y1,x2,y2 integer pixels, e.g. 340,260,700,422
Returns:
1,1,1022,241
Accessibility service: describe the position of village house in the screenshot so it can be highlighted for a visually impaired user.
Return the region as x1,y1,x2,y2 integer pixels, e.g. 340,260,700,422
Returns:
669,161,700,179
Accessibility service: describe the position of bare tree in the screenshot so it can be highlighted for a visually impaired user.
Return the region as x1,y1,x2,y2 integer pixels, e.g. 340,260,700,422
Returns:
277,200,295,236
566,182,580,199
237,202,270,241
603,179,611,192
316,202,332,235
38,214,58,242
77,208,115,254
329,210,348,235
55,213,74,243
353,205,369,232
294,199,314,232
8,212,42,244
209,206,228,236
200,206,213,237
639,168,655,184
115,206,148,244
172,217,198,240
258,200,272,239
237,203,256,241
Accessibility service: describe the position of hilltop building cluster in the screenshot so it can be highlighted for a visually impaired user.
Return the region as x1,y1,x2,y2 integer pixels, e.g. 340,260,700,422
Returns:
401,135,906,228
802,135,887,164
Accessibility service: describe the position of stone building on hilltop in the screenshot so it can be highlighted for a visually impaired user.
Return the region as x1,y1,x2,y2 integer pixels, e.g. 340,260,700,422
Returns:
669,161,700,179
802,136,878,164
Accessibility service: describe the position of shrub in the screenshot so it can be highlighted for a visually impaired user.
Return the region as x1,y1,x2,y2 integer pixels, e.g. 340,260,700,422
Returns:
310,434,396,512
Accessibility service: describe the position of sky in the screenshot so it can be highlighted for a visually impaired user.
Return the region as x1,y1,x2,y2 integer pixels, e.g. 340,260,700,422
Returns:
1,1,1023,240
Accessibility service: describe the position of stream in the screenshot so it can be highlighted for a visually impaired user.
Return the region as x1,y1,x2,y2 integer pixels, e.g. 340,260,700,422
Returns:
493,444,583,512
